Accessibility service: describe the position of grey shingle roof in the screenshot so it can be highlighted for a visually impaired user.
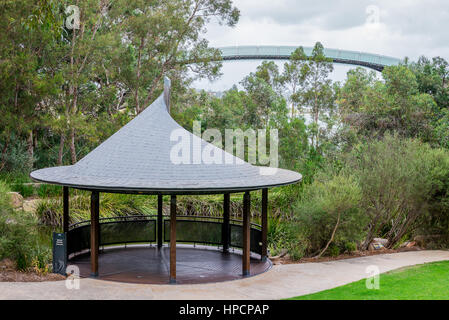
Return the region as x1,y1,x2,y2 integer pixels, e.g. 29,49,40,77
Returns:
30,81,301,194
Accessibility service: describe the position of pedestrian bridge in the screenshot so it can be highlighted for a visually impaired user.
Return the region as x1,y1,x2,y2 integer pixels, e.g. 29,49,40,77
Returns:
218,46,401,71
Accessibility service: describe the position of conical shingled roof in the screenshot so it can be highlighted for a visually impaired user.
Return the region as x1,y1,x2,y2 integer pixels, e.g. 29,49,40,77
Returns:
30,80,301,194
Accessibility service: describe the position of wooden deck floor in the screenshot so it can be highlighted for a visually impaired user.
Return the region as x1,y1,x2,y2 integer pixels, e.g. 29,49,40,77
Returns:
70,245,271,284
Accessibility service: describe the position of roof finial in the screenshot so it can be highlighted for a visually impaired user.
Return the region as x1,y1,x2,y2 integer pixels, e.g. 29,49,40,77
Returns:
164,76,171,113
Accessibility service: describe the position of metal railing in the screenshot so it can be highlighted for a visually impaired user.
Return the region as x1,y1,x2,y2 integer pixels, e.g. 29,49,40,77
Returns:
67,214,262,256
218,45,401,71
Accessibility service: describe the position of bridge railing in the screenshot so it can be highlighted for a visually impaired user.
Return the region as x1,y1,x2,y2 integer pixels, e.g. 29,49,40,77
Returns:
218,46,401,69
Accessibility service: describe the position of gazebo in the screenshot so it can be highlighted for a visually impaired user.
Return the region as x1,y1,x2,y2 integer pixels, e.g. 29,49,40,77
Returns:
30,78,301,284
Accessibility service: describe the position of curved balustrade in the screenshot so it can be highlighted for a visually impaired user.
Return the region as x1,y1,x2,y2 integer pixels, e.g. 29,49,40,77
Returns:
67,215,263,257
218,45,401,71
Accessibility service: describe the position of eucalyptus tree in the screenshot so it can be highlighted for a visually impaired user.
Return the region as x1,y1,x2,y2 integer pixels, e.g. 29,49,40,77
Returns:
301,42,335,149
409,56,449,148
240,62,287,128
338,65,436,142
280,47,309,118
0,0,62,171
53,0,115,164
110,0,240,115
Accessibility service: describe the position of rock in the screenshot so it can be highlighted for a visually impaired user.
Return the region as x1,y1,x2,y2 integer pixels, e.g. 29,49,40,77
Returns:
369,241,385,251
400,241,410,248
23,198,40,213
0,258,16,271
7,192,23,209
400,241,417,248
406,241,416,248
373,238,389,246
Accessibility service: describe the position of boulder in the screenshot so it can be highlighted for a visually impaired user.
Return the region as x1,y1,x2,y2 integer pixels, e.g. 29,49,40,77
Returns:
369,239,386,251
373,238,389,246
400,241,417,248
7,192,23,209
0,258,16,271
406,241,417,248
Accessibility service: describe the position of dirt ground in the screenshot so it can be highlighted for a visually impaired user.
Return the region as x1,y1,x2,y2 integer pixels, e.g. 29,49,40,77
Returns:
271,246,422,265
0,259,65,282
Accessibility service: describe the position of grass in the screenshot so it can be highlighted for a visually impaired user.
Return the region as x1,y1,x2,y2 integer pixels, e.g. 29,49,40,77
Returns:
289,261,449,300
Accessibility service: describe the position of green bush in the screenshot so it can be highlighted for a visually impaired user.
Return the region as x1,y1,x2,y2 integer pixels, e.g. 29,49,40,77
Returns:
0,180,11,209
344,242,357,253
268,216,309,260
267,172,365,259
345,134,449,249
292,172,365,258
34,191,271,227
328,244,340,257
0,181,51,271
414,145,449,247
10,183,34,198
35,192,154,227
36,184,62,198
268,135,449,258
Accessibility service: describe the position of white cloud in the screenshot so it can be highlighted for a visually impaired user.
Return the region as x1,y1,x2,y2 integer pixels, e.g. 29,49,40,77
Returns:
204,0,449,61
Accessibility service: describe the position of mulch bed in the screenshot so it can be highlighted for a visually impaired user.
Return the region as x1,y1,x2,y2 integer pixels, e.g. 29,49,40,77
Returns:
0,259,65,282
271,246,422,265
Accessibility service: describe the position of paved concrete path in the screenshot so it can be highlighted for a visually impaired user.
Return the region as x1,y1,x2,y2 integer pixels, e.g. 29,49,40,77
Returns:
1,250,448,300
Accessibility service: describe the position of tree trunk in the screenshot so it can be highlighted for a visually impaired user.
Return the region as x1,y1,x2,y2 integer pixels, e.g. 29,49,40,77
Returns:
134,37,144,114
33,129,38,149
27,130,34,170
58,133,65,166
70,128,77,164
314,212,341,259
0,137,9,172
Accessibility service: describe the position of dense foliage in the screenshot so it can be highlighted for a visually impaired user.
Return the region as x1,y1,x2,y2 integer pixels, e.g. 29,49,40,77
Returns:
0,181,51,271
0,0,448,269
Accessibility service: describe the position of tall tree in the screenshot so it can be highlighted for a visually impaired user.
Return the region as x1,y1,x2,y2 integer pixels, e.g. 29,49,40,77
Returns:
111,0,239,115
338,66,436,142
301,42,335,149
240,62,287,127
0,0,62,171
57,0,113,164
280,47,309,118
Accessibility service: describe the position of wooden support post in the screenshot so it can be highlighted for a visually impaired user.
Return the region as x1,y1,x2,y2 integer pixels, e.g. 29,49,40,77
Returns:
261,188,268,261
222,193,230,253
242,191,251,276
63,186,69,233
157,194,163,249
90,191,100,277
169,195,177,284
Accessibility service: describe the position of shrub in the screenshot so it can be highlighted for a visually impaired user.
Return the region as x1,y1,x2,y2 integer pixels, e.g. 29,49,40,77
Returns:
293,172,365,258
328,244,340,257
345,134,449,249
0,180,11,209
0,181,51,271
37,184,62,198
35,192,262,227
344,242,357,253
414,146,449,246
10,183,34,198
268,216,309,260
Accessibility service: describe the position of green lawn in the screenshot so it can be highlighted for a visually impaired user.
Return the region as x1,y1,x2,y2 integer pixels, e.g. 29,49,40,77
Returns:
289,261,449,300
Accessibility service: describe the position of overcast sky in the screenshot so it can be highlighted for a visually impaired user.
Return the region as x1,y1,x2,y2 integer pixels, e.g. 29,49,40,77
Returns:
195,0,449,90
207,0,449,60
